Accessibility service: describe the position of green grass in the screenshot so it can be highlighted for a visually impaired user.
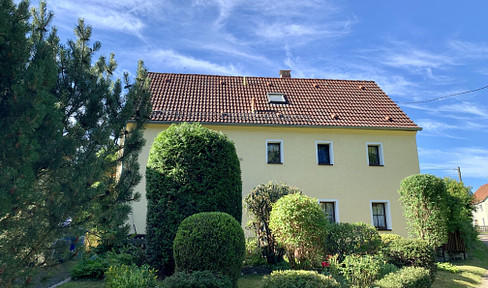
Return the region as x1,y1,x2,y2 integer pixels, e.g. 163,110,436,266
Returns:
58,279,105,288
238,274,265,288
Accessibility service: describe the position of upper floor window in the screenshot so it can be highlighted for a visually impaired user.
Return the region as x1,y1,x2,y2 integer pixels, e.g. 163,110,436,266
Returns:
366,142,384,166
316,141,333,165
267,92,287,104
266,140,283,164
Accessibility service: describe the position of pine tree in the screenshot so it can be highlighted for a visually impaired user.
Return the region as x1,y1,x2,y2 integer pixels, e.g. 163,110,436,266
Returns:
0,1,151,285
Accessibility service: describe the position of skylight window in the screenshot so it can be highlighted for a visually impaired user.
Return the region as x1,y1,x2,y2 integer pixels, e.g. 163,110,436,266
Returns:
267,92,287,104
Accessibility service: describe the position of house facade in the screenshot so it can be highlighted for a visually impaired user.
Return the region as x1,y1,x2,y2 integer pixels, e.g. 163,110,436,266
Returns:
473,184,488,227
129,71,421,237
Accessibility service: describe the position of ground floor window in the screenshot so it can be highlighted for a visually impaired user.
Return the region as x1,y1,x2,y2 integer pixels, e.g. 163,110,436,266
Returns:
370,201,391,230
319,200,338,223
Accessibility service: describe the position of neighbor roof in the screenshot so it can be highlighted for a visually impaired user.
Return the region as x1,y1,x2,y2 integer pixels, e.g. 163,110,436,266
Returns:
474,184,488,203
148,72,421,130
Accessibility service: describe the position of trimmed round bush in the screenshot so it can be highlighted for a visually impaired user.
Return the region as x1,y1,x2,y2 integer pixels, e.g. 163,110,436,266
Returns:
325,222,381,260
262,270,340,288
145,123,242,275
376,266,432,288
161,271,232,288
384,237,436,280
269,193,328,269
173,212,245,288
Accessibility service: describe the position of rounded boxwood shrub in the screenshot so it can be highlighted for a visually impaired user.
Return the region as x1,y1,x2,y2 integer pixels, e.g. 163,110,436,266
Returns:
262,270,340,288
173,212,245,288
325,222,381,260
376,266,432,288
269,193,328,269
384,237,436,280
160,271,232,288
145,123,242,275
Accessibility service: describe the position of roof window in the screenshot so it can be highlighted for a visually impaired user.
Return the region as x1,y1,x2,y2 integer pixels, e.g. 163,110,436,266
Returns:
267,92,287,104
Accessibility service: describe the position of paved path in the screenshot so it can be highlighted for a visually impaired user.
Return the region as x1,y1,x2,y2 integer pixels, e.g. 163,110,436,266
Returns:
478,234,488,288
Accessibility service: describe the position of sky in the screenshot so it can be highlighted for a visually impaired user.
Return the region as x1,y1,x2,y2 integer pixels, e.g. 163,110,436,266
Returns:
25,0,488,192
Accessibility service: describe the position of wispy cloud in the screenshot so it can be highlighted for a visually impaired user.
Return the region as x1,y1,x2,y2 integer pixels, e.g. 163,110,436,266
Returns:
448,40,488,59
145,49,241,75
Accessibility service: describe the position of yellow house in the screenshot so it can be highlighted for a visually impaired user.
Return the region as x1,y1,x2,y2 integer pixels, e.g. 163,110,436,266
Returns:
130,71,421,237
473,184,488,228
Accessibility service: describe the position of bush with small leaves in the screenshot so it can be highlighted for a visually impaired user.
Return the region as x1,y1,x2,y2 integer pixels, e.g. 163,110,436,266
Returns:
160,271,232,288
262,270,340,288
324,222,381,260
340,254,382,287
376,266,432,288
173,212,245,288
243,238,267,267
104,264,157,288
269,193,328,269
384,237,436,280
70,255,109,279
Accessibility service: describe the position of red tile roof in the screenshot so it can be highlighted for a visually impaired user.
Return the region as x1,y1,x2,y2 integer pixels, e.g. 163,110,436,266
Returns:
148,72,421,130
474,183,488,203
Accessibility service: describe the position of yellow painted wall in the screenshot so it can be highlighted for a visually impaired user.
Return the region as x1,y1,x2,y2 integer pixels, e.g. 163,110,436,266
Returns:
130,123,420,237
473,202,488,226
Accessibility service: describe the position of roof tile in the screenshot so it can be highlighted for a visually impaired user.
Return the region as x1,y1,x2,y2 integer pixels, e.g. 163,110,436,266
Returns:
148,72,421,130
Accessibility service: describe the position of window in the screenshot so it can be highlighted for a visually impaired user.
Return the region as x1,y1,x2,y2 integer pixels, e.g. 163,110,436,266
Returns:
316,141,333,165
319,200,339,223
366,142,384,166
267,92,287,104
370,201,391,230
266,140,283,164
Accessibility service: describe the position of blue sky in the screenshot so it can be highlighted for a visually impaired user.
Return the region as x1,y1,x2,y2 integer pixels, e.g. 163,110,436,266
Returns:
29,0,488,192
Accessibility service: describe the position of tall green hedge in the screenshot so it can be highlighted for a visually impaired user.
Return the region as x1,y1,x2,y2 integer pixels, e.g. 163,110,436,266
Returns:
173,212,245,288
145,123,242,275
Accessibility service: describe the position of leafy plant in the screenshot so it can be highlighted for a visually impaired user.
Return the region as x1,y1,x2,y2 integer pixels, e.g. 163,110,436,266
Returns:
340,254,382,287
436,262,460,274
173,212,245,288
160,271,232,288
376,266,432,288
324,222,381,260
70,256,109,280
269,193,328,269
145,123,242,276
383,237,436,280
244,182,302,264
105,264,157,288
262,270,340,288
398,174,449,247
243,238,267,267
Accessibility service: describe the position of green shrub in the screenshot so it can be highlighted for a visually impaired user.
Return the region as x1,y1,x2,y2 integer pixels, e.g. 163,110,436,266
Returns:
379,262,400,278
244,182,302,264
173,212,245,288
160,271,232,288
70,255,109,279
340,254,382,287
436,262,460,273
376,266,432,288
269,193,328,269
380,234,403,248
105,264,157,288
325,222,381,260
145,123,242,275
384,238,436,280
262,270,340,288
243,238,267,266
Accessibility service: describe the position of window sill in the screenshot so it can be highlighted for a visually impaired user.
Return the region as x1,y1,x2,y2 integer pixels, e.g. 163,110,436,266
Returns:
376,228,392,231
318,163,333,166
267,162,283,165
369,164,384,167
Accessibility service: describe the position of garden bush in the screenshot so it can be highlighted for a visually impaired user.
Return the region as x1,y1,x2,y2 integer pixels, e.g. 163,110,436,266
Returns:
340,254,382,287
262,270,340,288
376,266,432,288
324,222,381,260
380,233,403,248
384,237,436,280
160,271,232,288
244,182,302,264
70,255,109,279
173,212,245,288
243,237,267,267
269,193,328,269
105,264,157,288
145,123,242,275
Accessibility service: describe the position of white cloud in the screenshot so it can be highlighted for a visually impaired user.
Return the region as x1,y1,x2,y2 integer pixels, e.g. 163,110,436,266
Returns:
147,49,241,75
448,40,488,59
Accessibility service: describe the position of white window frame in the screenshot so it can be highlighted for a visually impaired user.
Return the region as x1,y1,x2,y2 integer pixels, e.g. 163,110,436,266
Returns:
318,199,340,223
315,141,334,165
369,200,392,230
266,139,283,164
366,142,384,166
267,92,286,103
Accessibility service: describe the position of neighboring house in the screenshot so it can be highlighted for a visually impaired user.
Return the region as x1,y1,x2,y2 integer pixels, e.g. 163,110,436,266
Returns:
129,70,421,237
473,184,488,227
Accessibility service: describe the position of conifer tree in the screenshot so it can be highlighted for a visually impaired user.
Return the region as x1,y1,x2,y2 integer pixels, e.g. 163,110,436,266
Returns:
0,1,151,285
